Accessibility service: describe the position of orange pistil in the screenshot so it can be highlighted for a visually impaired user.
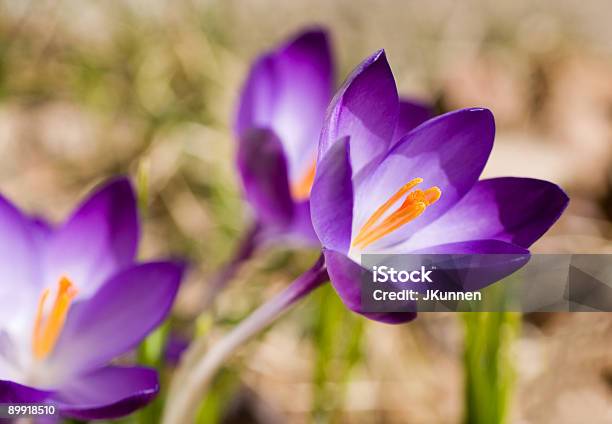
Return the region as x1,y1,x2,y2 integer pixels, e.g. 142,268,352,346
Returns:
32,276,78,360
352,179,441,249
290,160,317,201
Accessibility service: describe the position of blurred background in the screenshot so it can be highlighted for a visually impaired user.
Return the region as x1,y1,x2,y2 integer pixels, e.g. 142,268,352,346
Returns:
0,0,611,422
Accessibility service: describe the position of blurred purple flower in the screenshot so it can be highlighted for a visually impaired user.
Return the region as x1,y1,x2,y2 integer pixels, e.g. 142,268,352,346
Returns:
310,51,569,323
0,178,184,420
164,333,190,365
234,29,431,246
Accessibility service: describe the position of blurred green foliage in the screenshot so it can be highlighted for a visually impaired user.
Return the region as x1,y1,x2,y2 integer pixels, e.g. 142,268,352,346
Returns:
463,279,521,424
310,284,365,423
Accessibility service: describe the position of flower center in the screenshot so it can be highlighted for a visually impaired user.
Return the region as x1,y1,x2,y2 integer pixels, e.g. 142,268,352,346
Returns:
290,160,316,201
352,178,441,249
32,277,78,360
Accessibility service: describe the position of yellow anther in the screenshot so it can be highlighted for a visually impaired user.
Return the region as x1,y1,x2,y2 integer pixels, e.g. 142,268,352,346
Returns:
290,160,317,201
352,179,441,249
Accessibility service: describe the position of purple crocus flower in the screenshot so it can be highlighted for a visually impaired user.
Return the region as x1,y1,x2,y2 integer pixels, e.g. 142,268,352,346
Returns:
0,178,184,420
235,29,432,246
162,49,569,424
310,50,569,324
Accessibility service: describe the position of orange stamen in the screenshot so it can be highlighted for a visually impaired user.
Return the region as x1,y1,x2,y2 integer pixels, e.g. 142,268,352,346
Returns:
354,202,427,249
352,179,441,249
290,160,317,201
354,178,423,245
32,277,78,360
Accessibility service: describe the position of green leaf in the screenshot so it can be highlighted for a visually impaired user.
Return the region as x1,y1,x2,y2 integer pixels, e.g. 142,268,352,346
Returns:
310,285,365,423
462,281,520,424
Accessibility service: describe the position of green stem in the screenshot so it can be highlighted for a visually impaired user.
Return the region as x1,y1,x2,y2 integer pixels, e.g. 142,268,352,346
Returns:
162,255,329,424
462,311,520,424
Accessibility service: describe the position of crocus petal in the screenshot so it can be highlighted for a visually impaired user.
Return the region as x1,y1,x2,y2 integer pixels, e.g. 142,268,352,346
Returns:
319,50,399,173
28,216,54,242
164,334,190,365
43,178,139,299
392,98,433,144
410,239,530,292
403,177,569,250
0,379,51,403
0,195,41,332
235,55,275,138
237,128,294,226
53,366,158,420
0,195,40,292
324,249,416,324
352,108,495,249
48,262,184,377
236,29,333,182
0,331,20,383
310,137,354,253
361,310,418,324
286,200,320,245
410,239,530,254
326,241,527,321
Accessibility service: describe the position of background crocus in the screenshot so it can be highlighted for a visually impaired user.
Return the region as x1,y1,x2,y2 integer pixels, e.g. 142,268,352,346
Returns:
311,50,569,323
235,28,432,246
234,28,333,246
0,178,184,420
202,28,432,308
196,28,335,310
